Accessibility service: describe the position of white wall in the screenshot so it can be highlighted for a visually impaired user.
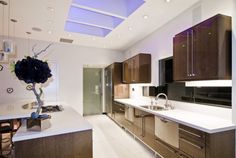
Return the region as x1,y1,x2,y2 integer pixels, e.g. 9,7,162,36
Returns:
0,37,124,114
124,0,235,119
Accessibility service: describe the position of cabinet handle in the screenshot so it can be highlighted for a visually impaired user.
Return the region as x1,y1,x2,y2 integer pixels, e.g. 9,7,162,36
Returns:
179,137,203,149
179,154,185,158
191,29,194,77
179,128,203,138
141,115,145,137
160,118,169,123
187,31,189,77
119,108,125,112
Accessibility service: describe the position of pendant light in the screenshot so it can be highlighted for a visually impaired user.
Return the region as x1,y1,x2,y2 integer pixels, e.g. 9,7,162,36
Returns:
0,0,14,54
3,0,14,54
0,0,7,61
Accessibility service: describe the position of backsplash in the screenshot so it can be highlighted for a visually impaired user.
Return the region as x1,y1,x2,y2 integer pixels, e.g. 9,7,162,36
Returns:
165,83,231,108
129,82,231,108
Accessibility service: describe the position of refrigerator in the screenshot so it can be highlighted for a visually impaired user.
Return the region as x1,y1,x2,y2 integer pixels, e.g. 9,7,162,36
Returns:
104,63,129,117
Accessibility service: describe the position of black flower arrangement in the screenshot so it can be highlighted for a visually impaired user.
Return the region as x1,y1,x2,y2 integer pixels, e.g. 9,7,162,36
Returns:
13,44,53,119
14,56,52,84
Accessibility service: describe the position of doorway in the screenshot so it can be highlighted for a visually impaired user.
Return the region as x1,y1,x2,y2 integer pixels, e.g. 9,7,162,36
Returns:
83,68,103,115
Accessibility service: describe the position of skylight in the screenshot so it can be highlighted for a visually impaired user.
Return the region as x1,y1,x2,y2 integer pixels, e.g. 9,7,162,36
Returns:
65,0,145,37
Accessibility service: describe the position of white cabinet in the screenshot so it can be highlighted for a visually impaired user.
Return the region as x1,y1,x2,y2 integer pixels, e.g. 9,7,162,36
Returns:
155,116,179,148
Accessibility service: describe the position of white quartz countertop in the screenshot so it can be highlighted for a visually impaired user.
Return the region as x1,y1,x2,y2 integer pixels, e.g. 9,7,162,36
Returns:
3,101,93,142
13,106,92,142
114,99,236,133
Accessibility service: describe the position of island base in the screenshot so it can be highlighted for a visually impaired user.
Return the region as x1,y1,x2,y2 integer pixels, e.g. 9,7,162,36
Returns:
14,129,92,158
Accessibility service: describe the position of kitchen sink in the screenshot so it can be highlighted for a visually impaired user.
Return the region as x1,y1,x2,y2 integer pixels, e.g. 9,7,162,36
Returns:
140,105,165,111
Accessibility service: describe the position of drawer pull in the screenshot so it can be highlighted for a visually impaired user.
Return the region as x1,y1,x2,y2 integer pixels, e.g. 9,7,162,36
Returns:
179,128,202,138
160,118,169,123
119,108,125,112
155,139,176,153
179,154,185,158
180,138,203,149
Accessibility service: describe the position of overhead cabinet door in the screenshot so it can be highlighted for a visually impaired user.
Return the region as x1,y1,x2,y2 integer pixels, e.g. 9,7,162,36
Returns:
173,14,231,81
173,30,191,81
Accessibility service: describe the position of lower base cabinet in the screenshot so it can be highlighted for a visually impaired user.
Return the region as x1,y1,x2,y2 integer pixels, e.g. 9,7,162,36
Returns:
14,130,92,158
205,130,235,158
109,105,235,158
154,138,178,158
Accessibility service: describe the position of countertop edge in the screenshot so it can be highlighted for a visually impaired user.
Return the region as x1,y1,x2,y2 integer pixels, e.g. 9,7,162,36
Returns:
114,99,236,133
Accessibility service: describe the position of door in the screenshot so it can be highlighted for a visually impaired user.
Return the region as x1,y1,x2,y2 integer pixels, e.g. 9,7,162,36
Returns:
122,60,131,83
173,30,190,81
83,68,102,115
193,17,218,80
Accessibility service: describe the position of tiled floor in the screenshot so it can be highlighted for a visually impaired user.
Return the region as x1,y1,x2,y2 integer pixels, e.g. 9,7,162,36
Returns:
85,115,158,158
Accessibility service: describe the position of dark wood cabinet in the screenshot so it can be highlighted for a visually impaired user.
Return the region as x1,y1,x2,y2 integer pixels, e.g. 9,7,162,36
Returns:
122,53,151,83
174,14,231,81
205,130,235,158
112,101,125,125
179,124,235,158
122,60,131,83
108,103,235,158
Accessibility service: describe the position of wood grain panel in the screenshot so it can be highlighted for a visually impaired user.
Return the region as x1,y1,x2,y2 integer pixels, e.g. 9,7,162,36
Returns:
14,130,92,158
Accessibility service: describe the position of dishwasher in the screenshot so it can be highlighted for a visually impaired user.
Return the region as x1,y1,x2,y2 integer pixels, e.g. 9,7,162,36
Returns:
155,116,179,148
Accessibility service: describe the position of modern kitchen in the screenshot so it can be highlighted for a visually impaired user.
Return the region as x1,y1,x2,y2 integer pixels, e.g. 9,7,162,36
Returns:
0,0,236,158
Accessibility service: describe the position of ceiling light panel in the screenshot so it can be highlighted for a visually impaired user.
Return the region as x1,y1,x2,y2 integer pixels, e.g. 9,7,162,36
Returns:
65,0,145,37
72,0,145,18
67,6,123,29
65,21,111,37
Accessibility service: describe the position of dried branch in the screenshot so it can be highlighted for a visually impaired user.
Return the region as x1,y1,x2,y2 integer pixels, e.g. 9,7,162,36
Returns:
32,43,53,58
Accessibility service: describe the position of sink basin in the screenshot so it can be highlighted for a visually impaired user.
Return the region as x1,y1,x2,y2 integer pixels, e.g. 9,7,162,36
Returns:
140,105,165,111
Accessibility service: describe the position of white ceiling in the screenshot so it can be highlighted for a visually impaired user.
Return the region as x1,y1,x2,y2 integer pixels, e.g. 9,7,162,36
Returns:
0,0,199,51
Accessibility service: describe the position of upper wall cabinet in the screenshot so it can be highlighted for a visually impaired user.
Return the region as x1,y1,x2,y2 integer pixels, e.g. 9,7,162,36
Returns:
122,53,151,83
173,14,232,81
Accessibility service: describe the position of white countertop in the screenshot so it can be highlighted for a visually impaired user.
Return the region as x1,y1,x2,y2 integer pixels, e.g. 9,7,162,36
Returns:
13,106,92,142
114,98,236,133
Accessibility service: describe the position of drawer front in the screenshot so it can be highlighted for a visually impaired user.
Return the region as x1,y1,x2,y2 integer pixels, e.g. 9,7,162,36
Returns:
179,137,205,158
113,102,125,113
154,138,178,158
134,108,151,117
178,152,193,158
179,125,205,145
179,125,205,140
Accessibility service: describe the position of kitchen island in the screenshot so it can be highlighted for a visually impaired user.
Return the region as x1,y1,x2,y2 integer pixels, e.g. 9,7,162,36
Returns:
0,101,93,158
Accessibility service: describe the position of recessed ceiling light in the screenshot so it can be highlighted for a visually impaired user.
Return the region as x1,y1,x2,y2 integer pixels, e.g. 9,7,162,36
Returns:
165,0,171,2
48,30,53,34
143,15,149,19
128,27,133,31
32,27,42,32
47,7,55,12
10,19,17,23
47,20,53,25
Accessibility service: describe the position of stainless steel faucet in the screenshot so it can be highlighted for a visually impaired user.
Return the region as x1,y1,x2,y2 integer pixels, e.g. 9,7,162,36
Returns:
155,93,172,109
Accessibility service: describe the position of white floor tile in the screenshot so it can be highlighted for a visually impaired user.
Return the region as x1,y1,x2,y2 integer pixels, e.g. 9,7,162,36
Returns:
85,115,157,158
